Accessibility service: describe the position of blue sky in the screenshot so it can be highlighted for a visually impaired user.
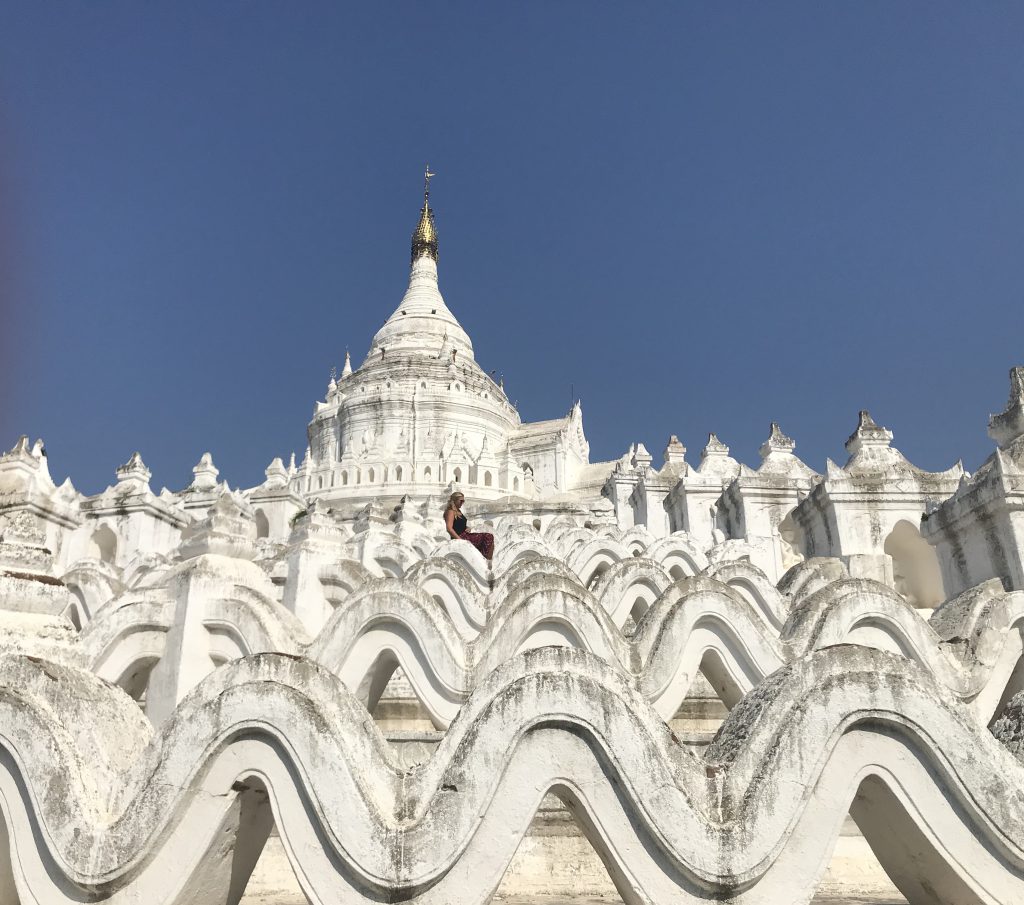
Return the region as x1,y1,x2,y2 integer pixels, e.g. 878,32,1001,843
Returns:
1,3,1022,494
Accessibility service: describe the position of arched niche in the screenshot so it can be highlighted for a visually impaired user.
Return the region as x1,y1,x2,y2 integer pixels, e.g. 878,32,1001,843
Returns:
778,509,806,570
87,524,118,564
884,519,945,608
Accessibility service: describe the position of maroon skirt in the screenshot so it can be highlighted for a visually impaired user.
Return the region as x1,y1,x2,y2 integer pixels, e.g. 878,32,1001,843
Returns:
459,530,494,561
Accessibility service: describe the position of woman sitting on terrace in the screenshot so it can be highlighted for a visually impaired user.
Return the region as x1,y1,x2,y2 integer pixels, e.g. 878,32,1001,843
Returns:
444,491,494,563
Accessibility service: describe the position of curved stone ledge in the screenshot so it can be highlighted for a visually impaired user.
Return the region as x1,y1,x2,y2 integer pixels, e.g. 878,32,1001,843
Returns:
1,645,1023,904
8,564,1024,730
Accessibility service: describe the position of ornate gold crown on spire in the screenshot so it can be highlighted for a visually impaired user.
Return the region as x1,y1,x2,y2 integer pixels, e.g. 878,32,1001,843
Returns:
411,164,438,264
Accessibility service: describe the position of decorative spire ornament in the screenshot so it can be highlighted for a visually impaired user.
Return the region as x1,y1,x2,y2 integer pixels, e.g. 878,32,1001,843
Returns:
411,164,439,264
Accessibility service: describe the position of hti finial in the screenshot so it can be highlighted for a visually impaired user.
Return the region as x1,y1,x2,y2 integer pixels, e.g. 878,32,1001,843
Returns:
411,166,439,264
424,165,435,204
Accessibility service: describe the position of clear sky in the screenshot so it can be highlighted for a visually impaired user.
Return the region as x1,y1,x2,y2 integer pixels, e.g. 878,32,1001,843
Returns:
1,3,1022,495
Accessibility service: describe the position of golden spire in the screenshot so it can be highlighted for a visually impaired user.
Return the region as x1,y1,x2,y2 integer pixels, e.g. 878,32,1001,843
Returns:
411,164,438,264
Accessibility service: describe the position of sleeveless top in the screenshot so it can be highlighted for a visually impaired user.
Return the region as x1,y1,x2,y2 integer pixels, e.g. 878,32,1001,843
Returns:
452,513,467,535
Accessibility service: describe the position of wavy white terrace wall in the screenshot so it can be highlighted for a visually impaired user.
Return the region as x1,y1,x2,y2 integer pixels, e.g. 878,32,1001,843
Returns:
3,647,1024,904
10,513,1024,735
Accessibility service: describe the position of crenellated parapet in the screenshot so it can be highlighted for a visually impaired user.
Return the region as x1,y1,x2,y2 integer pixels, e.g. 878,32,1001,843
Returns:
625,437,684,536
715,422,820,582
72,452,189,569
789,410,963,605
663,432,741,549
923,366,1024,597
246,456,306,543
0,435,81,562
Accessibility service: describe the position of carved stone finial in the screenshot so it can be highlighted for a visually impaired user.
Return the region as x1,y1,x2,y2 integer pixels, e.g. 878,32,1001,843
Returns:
354,500,390,533
190,452,220,492
630,443,653,470
759,422,795,460
695,432,740,481
989,366,1024,449
419,494,443,519
264,457,289,489
844,410,894,457
702,433,730,459
0,436,57,494
8,436,31,457
393,494,423,524
115,452,152,492
663,435,686,466
178,491,256,560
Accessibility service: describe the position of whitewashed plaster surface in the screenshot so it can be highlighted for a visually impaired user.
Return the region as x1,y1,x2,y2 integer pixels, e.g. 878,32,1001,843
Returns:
4,199,1024,904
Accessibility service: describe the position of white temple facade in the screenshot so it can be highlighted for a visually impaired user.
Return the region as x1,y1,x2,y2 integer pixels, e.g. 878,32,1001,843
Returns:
298,183,592,511
5,180,1024,904
5,182,1024,610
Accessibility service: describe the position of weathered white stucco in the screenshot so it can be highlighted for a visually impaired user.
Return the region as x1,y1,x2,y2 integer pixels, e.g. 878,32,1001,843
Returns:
4,189,1024,904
